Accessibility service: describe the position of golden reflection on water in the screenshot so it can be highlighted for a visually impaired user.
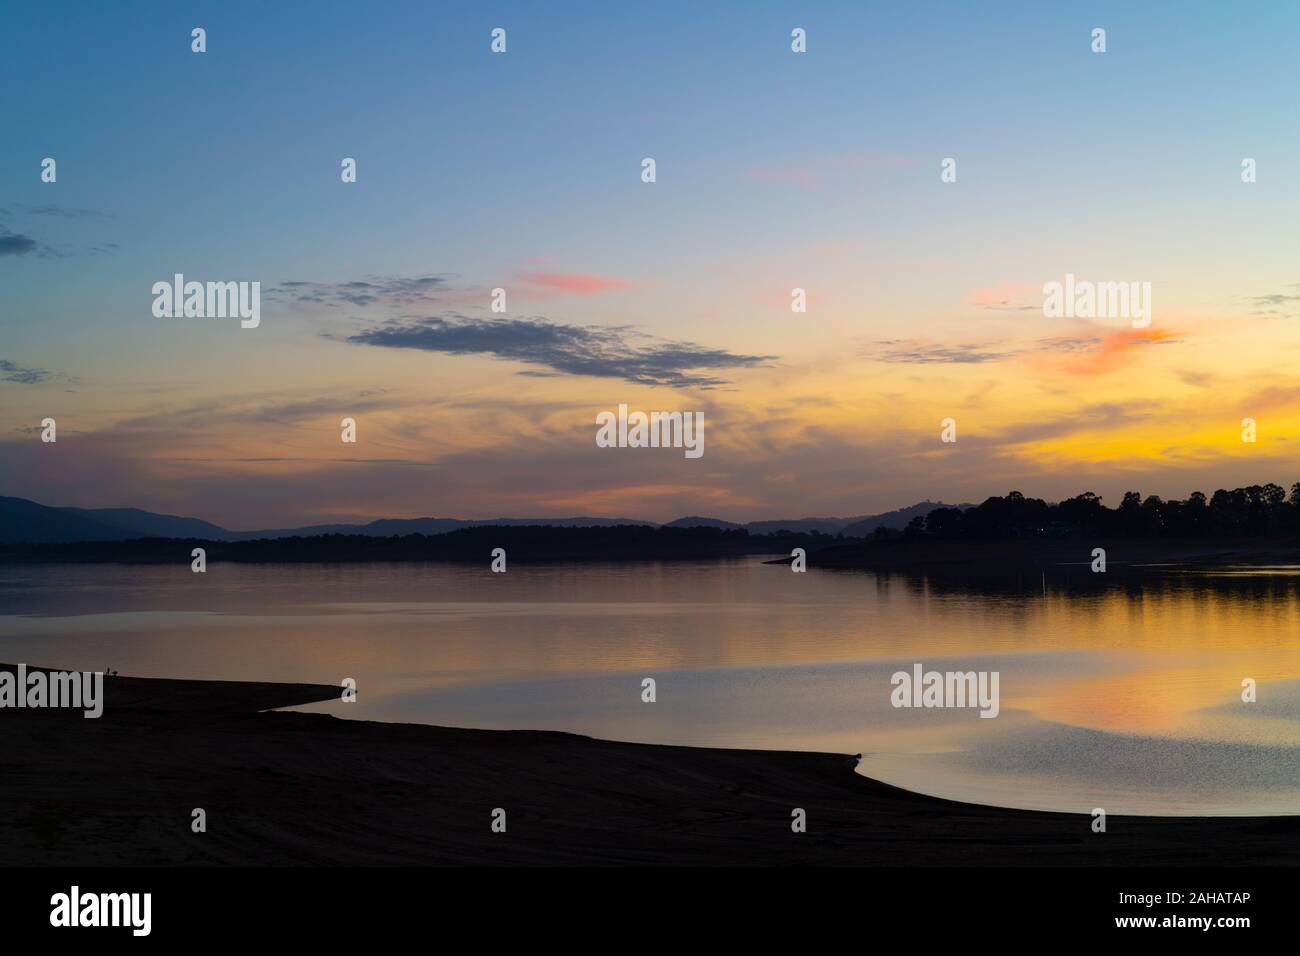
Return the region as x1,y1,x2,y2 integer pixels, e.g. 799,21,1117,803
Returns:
3,559,1300,814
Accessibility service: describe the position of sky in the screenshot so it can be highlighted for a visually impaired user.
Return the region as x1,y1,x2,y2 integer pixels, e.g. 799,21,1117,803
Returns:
3,0,1300,528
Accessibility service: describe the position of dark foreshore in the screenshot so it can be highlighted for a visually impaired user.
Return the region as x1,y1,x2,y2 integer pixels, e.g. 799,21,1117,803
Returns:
2,666,1297,866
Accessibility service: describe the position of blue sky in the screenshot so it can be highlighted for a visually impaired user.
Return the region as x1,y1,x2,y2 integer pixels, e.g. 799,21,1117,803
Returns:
3,1,1300,525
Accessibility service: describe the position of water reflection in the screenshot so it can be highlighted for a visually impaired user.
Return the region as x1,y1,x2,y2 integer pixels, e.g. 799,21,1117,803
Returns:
1,559,1298,815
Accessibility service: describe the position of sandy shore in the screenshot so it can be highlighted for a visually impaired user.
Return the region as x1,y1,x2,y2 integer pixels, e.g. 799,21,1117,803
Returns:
2,665,1297,866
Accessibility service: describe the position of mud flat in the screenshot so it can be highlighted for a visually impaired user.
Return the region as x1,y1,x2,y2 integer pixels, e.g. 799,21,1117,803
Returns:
1,665,1296,866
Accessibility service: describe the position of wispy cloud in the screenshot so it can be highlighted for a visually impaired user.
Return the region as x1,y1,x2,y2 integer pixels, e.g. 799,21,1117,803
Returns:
1248,284,1300,317
869,328,1179,373
347,316,774,387
268,275,450,308
1177,369,1217,389
1035,334,1104,353
105,391,408,432
517,271,634,295
871,340,1013,364
0,359,52,384
971,282,1040,311
984,402,1153,446
1056,328,1181,376
0,233,38,257
0,205,115,259
11,204,113,220
1241,383,1300,413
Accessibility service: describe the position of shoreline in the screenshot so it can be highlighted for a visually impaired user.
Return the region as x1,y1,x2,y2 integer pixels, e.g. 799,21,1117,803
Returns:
6,535,1300,572
2,666,1297,866
805,536,1300,571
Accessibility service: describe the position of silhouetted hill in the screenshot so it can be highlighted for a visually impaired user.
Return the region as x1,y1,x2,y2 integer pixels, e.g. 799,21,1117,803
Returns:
0,496,654,544
0,525,836,564
11,486,1300,564
744,516,868,534
62,506,233,540
663,516,743,529
839,501,970,538
0,495,954,544
233,516,655,540
0,497,139,544
668,509,975,535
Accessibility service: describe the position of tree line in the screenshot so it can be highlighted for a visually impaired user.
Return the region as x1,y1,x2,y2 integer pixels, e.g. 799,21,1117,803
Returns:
903,485,1300,539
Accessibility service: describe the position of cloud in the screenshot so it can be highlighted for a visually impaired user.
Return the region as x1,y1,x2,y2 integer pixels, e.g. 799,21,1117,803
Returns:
867,328,1178,374
105,391,409,433
871,340,1012,364
1056,328,1181,376
0,359,51,384
1240,384,1300,413
1035,334,1103,353
517,271,634,295
347,316,775,387
971,282,1040,311
0,233,38,256
268,275,449,308
12,204,113,220
1177,369,1217,389
1248,284,1300,317
0,206,115,259
985,402,1152,446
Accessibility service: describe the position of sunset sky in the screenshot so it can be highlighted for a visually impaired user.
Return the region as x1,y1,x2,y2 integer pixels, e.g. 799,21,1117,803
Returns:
3,1,1300,528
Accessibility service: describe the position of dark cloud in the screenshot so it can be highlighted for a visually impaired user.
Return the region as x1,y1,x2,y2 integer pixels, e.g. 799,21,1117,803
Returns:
0,205,115,258
347,316,775,388
0,233,38,256
268,275,450,308
0,359,52,384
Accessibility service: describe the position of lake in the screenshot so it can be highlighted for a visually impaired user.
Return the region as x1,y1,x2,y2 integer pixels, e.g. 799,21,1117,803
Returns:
3,557,1299,816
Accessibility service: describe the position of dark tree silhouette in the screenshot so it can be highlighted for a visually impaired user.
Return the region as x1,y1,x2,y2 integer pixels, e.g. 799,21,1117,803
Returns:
908,484,1300,540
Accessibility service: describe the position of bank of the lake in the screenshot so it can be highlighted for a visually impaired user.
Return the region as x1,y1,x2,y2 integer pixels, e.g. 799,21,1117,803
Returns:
1,666,1297,866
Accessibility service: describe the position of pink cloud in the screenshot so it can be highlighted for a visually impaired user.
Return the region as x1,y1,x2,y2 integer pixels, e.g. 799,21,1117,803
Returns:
1057,327,1183,376
972,282,1039,310
517,271,634,295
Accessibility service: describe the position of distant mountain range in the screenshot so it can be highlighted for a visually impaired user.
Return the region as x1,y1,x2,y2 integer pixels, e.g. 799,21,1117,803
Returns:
660,502,962,537
0,496,969,545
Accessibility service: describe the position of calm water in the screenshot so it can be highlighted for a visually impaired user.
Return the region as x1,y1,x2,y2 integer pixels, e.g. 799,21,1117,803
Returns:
3,558,1300,816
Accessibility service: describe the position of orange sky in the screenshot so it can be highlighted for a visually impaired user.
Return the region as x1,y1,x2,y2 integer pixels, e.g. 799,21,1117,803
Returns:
5,3,1300,527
